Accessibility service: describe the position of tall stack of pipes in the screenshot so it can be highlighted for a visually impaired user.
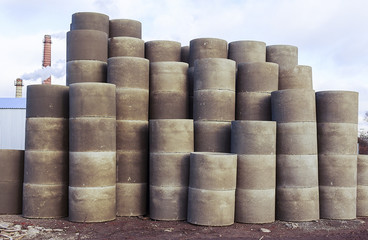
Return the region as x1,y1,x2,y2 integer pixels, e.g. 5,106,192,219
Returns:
1,11,364,226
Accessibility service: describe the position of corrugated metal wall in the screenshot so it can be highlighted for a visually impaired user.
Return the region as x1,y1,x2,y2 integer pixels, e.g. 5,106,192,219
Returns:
0,109,26,150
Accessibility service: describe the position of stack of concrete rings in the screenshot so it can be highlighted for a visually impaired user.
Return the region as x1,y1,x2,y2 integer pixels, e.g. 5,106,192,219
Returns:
358,155,368,217
271,89,320,221
187,152,237,226
23,85,69,218
0,150,24,214
69,83,116,222
66,12,109,86
107,57,149,216
316,91,358,219
193,58,236,152
231,121,276,223
149,119,194,220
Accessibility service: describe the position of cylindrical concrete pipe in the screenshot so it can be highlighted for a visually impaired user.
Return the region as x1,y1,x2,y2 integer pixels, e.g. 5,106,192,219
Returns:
316,91,358,220
228,40,266,64
69,83,116,222
107,57,149,216
70,12,109,34
271,89,319,221
279,65,313,90
266,45,298,73
0,150,24,214
66,60,107,85
109,19,142,39
149,119,194,220
193,58,236,152
67,29,108,62
149,62,189,119
231,121,276,223
187,67,194,119
108,37,144,58
23,85,69,219
181,46,189,63
189,38,228,67
145,40,181,62
358,155,368,216
187,152,237,226
236,62,278,120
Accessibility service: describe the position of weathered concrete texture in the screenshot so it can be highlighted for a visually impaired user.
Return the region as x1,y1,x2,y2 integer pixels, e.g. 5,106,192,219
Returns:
116,183,146,216
236,92,271,120
107,57,149,89
187,188,235,226
236,155,276,189
317,123,358,155
235,188,275,223
117,151,148,183
316,91,359,124
145,40,181,62
67,30,108,62
116,89,149,120
23,183,68,218
228,40,266,64
66,60,107,85
69,118,116,152
0,150,24,214
277,155,319,188
24,151,68,184
26,85,69,118
276,122,318,155
69,152,116,187
194,58,236,91
193,90,235,121
68,186,116,222
108,37,144,58
189,152,237,190
236,62,278,92
150,92,189,119
231,121,276,155
266,45,298,72
187,67,194,96
181,46,189,63
189,38,228,67
319,186,356,220
109,19,142,38
149,186,188,220
69,83,116,118
276,186,319,221
319,154,357,187
194,121,231,153
271,89,316,123
149,62,189,119
357,185,368,217
116,120,148,152
150,153,190,187
0,182,23,214
279,65,313,90
149,119,194,153
25,118,68,151
358,154,368,185
71,12,109,34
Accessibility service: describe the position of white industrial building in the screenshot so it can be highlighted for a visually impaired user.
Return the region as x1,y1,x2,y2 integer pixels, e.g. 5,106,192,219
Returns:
0,98,26,150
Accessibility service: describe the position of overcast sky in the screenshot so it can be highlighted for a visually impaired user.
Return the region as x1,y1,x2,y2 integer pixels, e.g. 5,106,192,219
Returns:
1,0,367,128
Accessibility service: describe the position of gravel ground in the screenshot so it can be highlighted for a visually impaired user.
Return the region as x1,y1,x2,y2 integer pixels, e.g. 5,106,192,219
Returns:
1,215,368,240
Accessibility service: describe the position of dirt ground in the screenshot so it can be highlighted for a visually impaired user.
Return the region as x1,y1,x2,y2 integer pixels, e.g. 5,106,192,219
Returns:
1,215,368,240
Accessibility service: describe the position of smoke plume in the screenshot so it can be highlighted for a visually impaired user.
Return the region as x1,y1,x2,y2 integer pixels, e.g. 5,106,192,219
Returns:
21,59,66,81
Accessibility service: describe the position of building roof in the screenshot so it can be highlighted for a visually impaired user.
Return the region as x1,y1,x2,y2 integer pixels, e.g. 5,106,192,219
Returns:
0,98,26,109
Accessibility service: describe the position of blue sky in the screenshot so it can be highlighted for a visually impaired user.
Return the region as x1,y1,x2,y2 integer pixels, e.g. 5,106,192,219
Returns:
1,0,368,128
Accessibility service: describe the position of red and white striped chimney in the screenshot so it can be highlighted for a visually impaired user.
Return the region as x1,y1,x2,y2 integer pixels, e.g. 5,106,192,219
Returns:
42,34,52,85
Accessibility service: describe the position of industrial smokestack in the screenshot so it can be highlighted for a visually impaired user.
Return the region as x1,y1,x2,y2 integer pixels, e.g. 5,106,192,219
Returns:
14,78,23,98
42,35,52,84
